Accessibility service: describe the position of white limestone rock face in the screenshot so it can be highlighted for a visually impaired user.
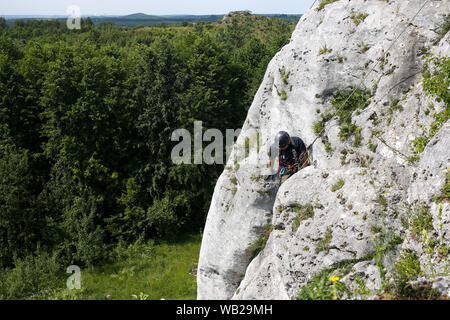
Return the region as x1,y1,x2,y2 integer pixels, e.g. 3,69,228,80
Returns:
197,0,450,300
196,163,279,299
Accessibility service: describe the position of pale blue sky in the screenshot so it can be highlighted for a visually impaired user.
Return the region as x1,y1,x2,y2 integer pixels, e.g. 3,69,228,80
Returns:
0,0,314,16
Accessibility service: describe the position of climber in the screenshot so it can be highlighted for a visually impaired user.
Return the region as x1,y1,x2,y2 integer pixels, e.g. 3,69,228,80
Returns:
268,131,310,183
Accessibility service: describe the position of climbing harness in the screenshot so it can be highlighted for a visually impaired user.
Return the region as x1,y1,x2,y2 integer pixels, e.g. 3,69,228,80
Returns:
278,146,313,180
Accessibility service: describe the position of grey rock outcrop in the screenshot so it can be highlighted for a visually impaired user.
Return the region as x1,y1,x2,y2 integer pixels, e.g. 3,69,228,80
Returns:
221,11,253,24
197,0,449,300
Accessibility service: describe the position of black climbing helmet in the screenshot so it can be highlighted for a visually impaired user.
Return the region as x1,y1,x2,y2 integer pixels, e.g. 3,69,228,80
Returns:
276,131,291,148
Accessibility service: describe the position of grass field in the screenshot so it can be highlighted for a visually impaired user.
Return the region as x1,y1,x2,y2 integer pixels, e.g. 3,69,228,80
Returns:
47,234,202,300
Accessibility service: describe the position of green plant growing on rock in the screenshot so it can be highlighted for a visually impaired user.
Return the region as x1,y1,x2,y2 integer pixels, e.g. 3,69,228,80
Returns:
315,228,333,253
340,123,359,140
340,150,347,165
316,0,339,12
438,244,449,258
330,87,371,139
297,270,349,300
435,14,449,44
281,70,290,85
249,224,273,259
367,140,377,153
410,135,429,159
313,112,333,137
353,128,363,147
353,275,371,298
291,204,315,232
371,225,383,235
297,270,334,300
359,42,370,54
313,120,325,136
233,158,240,171
242,138,250,159
409,205,433,240
388,97,404,114
394,250,422,293
425,237,439,254
323,137,334,153
250,175,263,182
433,170,449,203
372,227,404,281
410,55,449,160
378,246,442,299
375,193,388,210
318,44,333,55
351,12,368,26
331,178,345,192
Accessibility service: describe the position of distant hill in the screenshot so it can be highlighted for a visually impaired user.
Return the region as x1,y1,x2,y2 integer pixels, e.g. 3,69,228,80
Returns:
120,13,161,20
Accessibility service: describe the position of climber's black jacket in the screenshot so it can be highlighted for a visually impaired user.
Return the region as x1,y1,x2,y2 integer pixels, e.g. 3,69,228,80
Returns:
270,136,307,167
280,136,306,166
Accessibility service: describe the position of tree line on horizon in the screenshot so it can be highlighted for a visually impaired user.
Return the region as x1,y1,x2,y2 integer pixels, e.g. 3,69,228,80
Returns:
0,12,302,28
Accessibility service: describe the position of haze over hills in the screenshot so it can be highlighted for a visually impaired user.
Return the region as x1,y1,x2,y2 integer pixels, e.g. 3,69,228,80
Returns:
1,12,303,27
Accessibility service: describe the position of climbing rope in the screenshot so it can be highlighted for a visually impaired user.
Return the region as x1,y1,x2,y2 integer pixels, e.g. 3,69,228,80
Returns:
309,0,319,10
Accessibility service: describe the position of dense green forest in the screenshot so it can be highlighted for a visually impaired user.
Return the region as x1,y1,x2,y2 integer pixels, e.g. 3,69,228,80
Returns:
0,15,296,298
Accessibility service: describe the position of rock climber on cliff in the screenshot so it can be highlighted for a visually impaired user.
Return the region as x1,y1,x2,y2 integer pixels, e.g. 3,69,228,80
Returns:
267,131,311,183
